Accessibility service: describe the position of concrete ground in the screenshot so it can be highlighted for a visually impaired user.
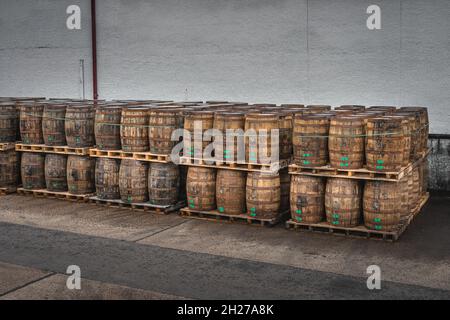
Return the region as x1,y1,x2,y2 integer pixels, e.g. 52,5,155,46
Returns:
0,194,449,300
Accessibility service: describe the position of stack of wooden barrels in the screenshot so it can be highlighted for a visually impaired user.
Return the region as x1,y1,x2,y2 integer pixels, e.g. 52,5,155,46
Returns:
186,167,290,219
1,98,430,234
290,104,429,232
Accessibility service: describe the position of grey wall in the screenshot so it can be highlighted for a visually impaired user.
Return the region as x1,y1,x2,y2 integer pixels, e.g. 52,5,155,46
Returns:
0,0,449,134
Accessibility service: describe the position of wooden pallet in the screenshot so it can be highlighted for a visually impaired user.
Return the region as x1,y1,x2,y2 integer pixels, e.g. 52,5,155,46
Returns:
0,142,17,151
285,192,430,242
89,149,171,163
179,156,291,173
0,187,16,196
89,196,185,214
288,149,430,182
17,188,93,202
15,144,91,155
179,208,289,227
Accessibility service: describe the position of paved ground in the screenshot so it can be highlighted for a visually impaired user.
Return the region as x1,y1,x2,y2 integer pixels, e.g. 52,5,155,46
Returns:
0,194,449,300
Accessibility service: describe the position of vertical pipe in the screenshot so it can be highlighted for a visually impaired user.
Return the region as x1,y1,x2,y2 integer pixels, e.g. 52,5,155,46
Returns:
91,0,98,100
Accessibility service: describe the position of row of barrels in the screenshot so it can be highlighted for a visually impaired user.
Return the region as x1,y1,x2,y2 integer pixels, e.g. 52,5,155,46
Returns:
16,152,184,205
186,167,291,218
293,106,429,171
291,163,428,231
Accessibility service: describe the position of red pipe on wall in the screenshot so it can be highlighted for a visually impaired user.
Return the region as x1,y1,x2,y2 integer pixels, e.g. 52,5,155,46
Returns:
91,0,98,100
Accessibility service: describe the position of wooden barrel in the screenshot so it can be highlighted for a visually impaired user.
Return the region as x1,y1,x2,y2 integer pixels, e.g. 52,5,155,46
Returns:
279,170,291,212
328,116,365,169
398,176,410,220
213,112,245,163
244,113,280,164
0,102,19,143
246,172,280,219
149,108,185,155
389,115,411,166
42,103,67,146
95,158,120,199
216,169,246,214
95,105,122,150
290,175,325,223
120,107,150,152
19,102,44,144
67,155,95,194
364,181,401,231
325,178,361,227
368,106,397,114
399,107,429,155
21,152,45,190
280,104,305,108
394,112,418,161
0,150,20,190
306,105,332,112
365,117,405,171
293,114,330,167
278,113,293,160
336,105,365,111
65,105,95,147
184,111,215,159
186,167,216,211
148,163,180,205
119,159,148,203
409,167,421,207
45,154,68,191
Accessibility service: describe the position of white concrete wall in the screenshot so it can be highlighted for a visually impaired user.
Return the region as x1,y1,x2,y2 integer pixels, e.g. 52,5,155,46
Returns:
0,0,449,133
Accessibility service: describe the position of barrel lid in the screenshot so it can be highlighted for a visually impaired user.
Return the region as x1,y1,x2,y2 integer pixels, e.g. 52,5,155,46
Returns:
336,105,365,110
306,105,332,109
280,104,305,108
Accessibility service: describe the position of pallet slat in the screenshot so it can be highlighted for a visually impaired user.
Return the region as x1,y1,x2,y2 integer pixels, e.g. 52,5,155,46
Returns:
15,144,91,155
180,208,289,227
0,187,17,196
179,156,291,173
89,148,171,163
288,149,430,182
285,192,429,241
88,196,184,214
0,142,16,152
17,188,93,202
